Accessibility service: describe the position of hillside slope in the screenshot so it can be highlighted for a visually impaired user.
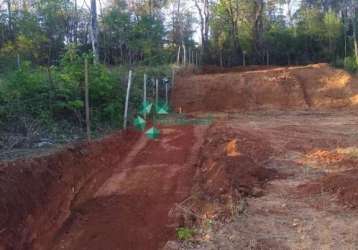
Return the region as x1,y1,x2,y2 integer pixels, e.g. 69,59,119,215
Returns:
172,64,358,113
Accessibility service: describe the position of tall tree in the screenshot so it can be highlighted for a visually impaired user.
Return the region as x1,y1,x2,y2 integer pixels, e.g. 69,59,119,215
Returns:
90,0,98,63
194,0,210,56
352,0,358,62
253,0,264,63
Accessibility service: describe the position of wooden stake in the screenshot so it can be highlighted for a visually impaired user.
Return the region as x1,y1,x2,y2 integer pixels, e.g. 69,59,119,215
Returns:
165,81,168,106
243,51,246,67
84,58,91,141
16,53,20,69
176,46,181,65
123,70,132,129
171,68,175,87
195,51,198,67
143,74,147,119
182,43,186,66
155,78,159,107
189,50,191,65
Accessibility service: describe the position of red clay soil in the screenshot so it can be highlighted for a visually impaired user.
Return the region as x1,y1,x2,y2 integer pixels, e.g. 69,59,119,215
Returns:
296,145,358,209
48,125,205,250
0,130,142,250
173,125,281,224
172,63,358,113
299,152,358,209
2,64,358,250
196,126,277,195
299,169,358,209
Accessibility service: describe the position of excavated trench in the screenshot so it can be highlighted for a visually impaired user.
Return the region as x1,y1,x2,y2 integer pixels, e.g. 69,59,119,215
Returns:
1,64,358,250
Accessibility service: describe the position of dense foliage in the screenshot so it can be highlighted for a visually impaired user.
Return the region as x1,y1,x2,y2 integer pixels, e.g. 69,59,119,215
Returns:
207,0,358,68
1,0,357,68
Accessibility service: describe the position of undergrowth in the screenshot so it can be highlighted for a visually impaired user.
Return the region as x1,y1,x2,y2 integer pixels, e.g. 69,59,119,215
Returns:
0,46,172,151
176,227,195,241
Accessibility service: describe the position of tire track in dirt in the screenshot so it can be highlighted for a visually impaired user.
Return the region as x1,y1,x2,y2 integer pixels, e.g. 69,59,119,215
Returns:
50,125,207,250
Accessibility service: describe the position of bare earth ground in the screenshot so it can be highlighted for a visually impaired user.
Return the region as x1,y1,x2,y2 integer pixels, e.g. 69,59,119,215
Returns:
47,125,207,250
172,110,358,250
2,64,358,250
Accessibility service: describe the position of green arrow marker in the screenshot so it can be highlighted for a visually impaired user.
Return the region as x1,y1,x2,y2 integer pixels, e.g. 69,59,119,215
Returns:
134,116,146,131
145,127,160,139
140,101,153,115
156,103,169,115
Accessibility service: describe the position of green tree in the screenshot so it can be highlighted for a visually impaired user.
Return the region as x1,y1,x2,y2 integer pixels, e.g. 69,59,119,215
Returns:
324,10,343,59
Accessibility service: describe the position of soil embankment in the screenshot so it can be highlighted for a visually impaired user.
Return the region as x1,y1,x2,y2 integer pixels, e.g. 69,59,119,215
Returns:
172,64,358,113
0,131,141,249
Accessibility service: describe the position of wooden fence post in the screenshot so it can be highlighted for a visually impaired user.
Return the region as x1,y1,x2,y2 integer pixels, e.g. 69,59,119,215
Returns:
143,74,147,119
195,51,198,67
176,46,181,65
182,43,187,66
171,68,175,88
155,78,159,107
123,70,132,129
16,53,21,69
188,48,191,65
165,81,168,106
243,51,246,67
84,57,91,141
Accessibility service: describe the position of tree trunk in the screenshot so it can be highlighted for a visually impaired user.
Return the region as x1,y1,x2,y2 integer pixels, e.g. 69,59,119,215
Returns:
287,0,293,27
84,58,91,140
148,0,153,16
90,0,99,64
353,5,358,63
6,0,14,41
254,0,264,64
194,0,210,59
74,0,78,44
182,42,186,66
176,46,181,65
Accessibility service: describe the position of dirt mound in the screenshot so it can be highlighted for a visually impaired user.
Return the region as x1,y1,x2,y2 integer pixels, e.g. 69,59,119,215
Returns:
0,130,141,250
299,169,358,209
171,125,280,226
298,146,358,208
172,64,358,113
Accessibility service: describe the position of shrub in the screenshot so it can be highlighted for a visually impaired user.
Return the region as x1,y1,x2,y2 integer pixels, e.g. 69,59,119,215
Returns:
176,227,195,241
0,47,172,143
344,56,358,73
